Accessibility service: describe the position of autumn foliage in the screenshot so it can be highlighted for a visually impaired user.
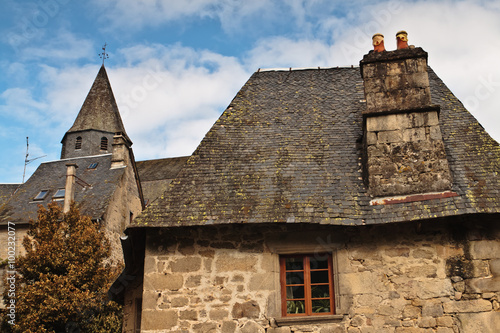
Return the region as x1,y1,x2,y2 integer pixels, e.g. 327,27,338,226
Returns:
2,202,122,332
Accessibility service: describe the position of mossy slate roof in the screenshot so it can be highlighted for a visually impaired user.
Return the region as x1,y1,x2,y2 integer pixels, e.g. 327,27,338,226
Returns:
65,65,129,141
136,157,189,182
0,154,126,225
132,67,500,228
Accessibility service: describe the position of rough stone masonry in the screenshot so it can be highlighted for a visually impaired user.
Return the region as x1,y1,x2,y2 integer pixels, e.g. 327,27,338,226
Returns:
360,47,453,198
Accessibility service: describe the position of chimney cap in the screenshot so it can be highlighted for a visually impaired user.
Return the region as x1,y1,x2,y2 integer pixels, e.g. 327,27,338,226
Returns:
372,33,385,52
396,30,408,38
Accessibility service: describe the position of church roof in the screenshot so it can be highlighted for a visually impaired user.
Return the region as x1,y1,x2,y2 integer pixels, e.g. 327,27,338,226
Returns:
136,156,189,205
0,154,126,225
65,65,129,140
136,156,189,182
132,66,500,228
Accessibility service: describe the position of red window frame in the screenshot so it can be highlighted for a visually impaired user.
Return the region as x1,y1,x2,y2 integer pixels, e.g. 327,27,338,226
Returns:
280,253,335,317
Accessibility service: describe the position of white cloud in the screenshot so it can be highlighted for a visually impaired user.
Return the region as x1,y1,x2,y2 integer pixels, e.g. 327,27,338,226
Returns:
21,30,94,61
91,0,221,30
90,0,361,36
245,37,338,69
106,44,250,160
0,88,48,125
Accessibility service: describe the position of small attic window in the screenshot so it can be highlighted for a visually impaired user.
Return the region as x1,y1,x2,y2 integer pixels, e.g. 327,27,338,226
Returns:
75,136,82,150
88,162,99,169
100,137,108,151
52,188,65,200
34,190,49,200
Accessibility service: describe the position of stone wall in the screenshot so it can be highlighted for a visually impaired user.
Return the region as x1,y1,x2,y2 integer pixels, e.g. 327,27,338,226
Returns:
365,111,453,197
0,225,28,309
138,216,500,332
103,162,143,263
360,47,453,198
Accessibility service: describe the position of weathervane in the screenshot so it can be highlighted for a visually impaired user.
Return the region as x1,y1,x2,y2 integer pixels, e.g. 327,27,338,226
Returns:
99,43,109,65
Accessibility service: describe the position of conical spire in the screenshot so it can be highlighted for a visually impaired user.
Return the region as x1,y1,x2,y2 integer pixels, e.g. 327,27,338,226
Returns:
67,65,129,140
60,65,131,159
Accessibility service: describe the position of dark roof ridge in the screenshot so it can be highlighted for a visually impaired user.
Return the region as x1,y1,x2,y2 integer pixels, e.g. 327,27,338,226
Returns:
41,153,113,165
258,66,359,72
137,156,191,163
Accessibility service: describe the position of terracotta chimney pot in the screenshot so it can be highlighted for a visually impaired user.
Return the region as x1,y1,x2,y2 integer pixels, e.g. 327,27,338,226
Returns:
372,33,385,52
396,30,408,49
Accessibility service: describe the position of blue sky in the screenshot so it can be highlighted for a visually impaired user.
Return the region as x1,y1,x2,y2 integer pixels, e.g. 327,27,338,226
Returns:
1,0,500,183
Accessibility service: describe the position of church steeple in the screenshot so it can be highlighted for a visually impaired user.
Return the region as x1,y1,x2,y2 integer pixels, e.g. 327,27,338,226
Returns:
61,65,131,159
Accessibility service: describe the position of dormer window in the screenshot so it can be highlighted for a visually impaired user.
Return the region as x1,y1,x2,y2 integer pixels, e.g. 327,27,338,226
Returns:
75,136,82,150
52,189,65,200
100,137,108,151
34,190,49,200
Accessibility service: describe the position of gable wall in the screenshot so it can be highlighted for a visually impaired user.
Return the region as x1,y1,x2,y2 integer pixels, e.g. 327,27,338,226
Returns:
103,164,143,262
137,216,500,333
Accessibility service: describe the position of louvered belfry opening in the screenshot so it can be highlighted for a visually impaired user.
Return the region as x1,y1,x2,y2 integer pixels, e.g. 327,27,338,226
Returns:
100,136,109,151
360,32,454,199
75,136,82,150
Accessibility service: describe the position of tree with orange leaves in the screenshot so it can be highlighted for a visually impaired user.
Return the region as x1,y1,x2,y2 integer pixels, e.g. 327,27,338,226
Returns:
2,202,122,333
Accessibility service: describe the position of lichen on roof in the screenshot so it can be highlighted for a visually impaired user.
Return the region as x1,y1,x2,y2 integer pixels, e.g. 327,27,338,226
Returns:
132,67,500,228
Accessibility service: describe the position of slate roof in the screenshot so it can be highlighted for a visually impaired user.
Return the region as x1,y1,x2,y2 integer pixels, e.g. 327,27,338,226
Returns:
132,66,500,228
136,156,189,205
65,65,130,141
0,184,20,206
0,154,126,225
137,157,189,182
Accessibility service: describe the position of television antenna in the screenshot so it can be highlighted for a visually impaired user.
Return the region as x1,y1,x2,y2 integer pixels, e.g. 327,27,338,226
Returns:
23,137,46,183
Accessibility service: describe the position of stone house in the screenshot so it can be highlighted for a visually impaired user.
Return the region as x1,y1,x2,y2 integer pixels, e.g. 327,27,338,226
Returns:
113,36,500,332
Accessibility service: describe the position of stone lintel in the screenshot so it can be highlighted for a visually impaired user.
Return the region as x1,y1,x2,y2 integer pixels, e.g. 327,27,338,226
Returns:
362,104,440,117
370,191,458,206
274,314,344,327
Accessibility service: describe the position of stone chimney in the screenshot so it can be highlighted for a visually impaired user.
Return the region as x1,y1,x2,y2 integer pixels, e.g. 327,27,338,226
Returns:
360,32,455,202
63,163,78,213
111,132,132,169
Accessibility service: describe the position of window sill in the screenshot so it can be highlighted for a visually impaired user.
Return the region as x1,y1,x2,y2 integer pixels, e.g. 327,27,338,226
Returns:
274,315,344,326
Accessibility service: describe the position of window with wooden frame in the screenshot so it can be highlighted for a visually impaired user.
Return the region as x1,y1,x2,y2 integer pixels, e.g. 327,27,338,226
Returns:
280,254,335,317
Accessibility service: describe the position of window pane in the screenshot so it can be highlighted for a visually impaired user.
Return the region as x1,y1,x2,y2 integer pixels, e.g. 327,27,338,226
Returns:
286,271,304,285
286,285,304,299
312,299,331,313
310,270,329,284
285,257,304,270
286,300,305,314
309,257,329,269
311,285,330,298
53,189,65,198
34,190,48,200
